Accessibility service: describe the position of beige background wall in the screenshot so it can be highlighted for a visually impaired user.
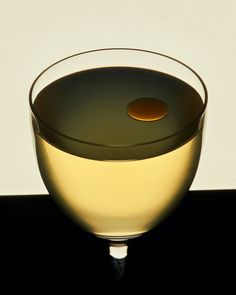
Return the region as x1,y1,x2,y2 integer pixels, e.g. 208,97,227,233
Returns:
0,0,235,195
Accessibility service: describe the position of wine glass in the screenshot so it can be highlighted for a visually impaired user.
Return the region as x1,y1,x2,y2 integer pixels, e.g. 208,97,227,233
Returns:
29,48,207,292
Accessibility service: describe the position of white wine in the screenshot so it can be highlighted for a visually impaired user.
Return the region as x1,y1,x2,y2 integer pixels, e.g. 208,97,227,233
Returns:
35,131,202,238
32,67,205,239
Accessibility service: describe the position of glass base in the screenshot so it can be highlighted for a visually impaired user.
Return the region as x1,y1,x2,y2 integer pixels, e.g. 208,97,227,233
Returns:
95,233,141,242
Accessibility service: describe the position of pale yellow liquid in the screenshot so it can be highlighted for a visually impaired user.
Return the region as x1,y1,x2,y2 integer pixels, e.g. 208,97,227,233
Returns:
35,130,202,239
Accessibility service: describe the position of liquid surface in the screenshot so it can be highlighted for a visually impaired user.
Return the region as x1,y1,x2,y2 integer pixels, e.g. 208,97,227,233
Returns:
33,67,203,160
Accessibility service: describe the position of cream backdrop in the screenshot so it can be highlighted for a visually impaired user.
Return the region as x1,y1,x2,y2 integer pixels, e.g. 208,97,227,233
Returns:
0,0,235,195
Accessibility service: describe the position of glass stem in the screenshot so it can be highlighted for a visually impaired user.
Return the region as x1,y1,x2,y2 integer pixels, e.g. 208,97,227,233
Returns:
109,241,128,294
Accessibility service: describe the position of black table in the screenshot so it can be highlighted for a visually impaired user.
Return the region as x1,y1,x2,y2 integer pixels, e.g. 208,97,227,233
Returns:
0,190,235,294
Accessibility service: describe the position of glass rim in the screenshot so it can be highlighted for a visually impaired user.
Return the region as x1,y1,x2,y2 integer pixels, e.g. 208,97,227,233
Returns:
29,47,208,149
